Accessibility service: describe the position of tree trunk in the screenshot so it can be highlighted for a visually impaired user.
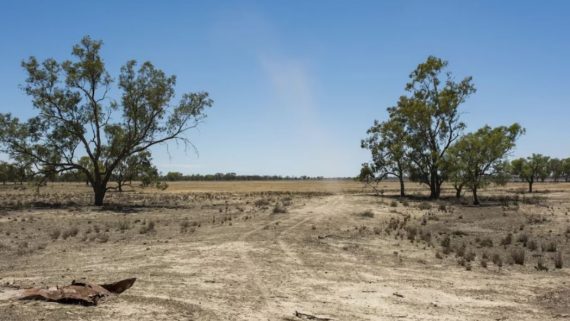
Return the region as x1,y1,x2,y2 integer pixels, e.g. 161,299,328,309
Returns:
398,176,405,197
428,169,441,199
118,180,123,192
93,184,107,206
455,185,462,198
472,188,480,205
528,181,533,193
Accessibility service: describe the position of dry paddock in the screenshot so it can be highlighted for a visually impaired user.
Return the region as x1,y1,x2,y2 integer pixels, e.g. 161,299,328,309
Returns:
0,181,569,320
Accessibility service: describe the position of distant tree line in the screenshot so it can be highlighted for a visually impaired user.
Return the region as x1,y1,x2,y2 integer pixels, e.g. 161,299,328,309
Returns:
0,163,347,185
360,56,569,205
160,172,336,181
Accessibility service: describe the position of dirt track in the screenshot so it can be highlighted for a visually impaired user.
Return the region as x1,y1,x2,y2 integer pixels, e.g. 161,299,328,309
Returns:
1,190,569,320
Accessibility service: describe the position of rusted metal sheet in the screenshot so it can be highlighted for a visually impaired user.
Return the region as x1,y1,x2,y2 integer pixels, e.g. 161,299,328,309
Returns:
17,278,136,306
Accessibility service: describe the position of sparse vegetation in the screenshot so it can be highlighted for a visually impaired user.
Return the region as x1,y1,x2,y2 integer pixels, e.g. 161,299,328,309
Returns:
139,221,156,234
511,248,525,265
358,210,374,218
272,203,288,214
554,251,563,269
418,202,431,210
49,229,61,240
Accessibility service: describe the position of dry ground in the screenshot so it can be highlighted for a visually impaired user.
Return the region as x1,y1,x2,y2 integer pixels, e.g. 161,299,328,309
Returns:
0,181,569,320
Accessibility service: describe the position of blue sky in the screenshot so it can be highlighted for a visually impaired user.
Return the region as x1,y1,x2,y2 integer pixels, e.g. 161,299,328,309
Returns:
1,1,569,177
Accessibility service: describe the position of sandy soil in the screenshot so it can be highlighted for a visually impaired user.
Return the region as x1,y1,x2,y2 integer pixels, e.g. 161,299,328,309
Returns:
0,182,569,320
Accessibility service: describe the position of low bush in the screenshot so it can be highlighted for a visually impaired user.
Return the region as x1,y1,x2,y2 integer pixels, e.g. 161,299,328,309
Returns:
554,251,563,269
527,239,538,251
418,202,431,210
139,221,156,234
543,241,557,252
358,210,374,218
492,253,503,267
511,248,525,265
500,233,513,246
49,229,61,240
61,227,79,240
480,238,493,248
272,203,288,214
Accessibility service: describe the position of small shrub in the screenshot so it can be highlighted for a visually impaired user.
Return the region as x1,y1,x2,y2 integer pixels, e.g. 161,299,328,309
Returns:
180,220,191,233
68,227,79,238
452,230,467,237
49,229,61,240
522,195,544,205
492,253,503,267
117,221,131,232
500,233,513,246
480,259,488,268
455,243,466,258
97,233,109,243
536,257,548,271
441,235,451,249
464,250,476,262
517,233,529,247
420,230,432,243
254,199,270,207
390,201,398,207
554,251,563,269
435,251,443,259
438,204,447,212
511,248,525,265
139,221,156,234
402,201,409,207
527,239,538,251
480,238,493,248
543,241,557,252
156,181,169,190
359,210,374,218
418,202,431,210
272,203,287,214
406,226,417,242
281,197,293,207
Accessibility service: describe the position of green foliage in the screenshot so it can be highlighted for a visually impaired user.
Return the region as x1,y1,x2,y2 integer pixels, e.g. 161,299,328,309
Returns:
0,36,212,205
112,150,159,190
445,124,524,204
362,116,409,196
511,154,550,192
387,56,476,198
549,158,563,182
164,171,185,181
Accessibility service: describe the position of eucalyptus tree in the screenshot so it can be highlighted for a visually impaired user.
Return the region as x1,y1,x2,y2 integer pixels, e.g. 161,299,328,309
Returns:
389,56,476,198
357,163,383,195
446,124,524,205
511,154,550,193
111,150,158,192
563,158,570,182
361,116,409,197
549,158,564,182
0,162,14,185
0,36,212,205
